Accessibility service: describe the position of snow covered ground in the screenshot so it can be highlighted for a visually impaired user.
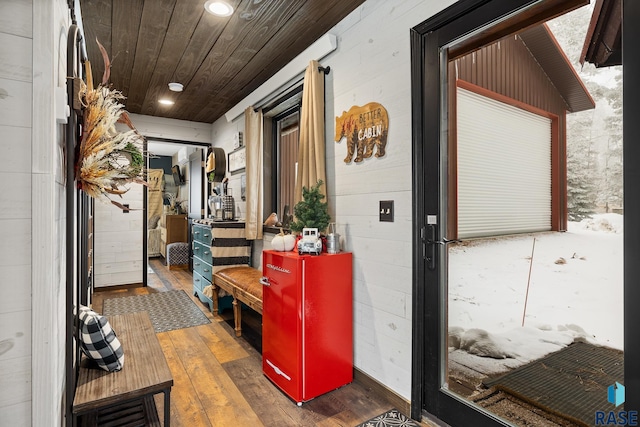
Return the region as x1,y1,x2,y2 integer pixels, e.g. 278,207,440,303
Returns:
448,214,623,372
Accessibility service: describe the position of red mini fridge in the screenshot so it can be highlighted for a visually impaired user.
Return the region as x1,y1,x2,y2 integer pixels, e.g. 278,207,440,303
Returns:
261,250,353,405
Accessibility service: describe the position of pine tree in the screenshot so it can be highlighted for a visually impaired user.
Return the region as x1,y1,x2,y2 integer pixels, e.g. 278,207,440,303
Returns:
600,75,623,210
290,180,331,233
566,111,598,221
548,8,623,215
567,149,598,221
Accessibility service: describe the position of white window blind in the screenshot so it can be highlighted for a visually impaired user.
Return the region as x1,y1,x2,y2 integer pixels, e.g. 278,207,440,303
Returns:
457,87,552,238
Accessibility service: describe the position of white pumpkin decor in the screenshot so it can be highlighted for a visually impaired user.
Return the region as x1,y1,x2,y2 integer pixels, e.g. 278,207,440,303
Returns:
271,228,296,252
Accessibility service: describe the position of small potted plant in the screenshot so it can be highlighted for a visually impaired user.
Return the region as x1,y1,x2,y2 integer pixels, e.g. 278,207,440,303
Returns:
290,180,331,252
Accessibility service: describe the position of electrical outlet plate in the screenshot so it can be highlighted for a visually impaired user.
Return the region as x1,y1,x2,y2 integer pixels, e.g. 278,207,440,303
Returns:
379,200,394,222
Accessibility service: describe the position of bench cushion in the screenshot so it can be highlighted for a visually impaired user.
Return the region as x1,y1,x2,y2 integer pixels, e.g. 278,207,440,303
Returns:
215,266,263,301
78,306,125,372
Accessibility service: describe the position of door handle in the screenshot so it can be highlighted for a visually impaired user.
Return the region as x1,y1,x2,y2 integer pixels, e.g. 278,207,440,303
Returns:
425,225,461,271
429,237,462,245
259,277,270,287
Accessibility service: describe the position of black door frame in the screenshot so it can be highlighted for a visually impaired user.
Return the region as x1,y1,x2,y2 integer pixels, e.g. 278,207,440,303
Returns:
410,0,640,424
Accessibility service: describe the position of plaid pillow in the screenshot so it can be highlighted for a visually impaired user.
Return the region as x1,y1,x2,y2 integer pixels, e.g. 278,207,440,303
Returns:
78,306,124,372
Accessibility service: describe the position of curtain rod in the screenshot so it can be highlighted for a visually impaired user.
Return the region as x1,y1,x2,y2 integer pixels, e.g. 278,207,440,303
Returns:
254,65,331,113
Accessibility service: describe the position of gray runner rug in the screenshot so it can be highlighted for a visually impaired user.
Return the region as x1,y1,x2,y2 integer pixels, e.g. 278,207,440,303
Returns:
103,290,210,333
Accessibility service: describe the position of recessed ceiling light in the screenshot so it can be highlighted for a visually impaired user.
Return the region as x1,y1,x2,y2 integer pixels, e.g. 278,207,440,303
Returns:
204,0,234,17
168,82,183,92
158,99,175,106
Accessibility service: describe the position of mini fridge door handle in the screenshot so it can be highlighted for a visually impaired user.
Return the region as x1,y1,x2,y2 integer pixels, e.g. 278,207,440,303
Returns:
266,359,291,381
260,276,271,286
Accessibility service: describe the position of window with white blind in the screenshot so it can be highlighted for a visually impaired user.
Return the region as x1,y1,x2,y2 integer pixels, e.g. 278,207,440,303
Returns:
457,87,552,238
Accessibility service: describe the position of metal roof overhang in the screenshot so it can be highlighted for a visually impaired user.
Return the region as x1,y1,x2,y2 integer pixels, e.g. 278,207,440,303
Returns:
519,24,596,113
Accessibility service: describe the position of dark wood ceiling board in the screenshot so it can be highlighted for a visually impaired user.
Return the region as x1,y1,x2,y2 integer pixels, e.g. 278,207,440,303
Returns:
109,0,144,97
139,0,210,116
80,0,367,123
188,0,339,121
182,0,308,116
175,0,307,114
169,13,229,88
192,0,365,122
125,0,177,112
220,0,358,96
80,0,112,87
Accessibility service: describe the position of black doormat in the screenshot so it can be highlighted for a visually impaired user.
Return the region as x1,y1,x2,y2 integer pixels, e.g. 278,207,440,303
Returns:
472,389,582,426
483,342,624,426
355,409,420,427
103,290,210,333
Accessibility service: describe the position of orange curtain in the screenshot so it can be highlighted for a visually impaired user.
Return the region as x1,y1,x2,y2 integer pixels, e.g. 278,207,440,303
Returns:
244,107,263,240
295,60,327,204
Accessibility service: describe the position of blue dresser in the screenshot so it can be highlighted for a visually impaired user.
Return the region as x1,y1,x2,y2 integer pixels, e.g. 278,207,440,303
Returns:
192,220,250,312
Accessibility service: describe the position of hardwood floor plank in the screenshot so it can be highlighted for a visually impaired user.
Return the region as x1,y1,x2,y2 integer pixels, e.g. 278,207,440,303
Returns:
169,268,198,290
166,327,264,427
195,323,250,364
222,354,335,426
302,391,349,418
315,409,363,427
156,332,213,427
320,382,391,421
149,260,182,291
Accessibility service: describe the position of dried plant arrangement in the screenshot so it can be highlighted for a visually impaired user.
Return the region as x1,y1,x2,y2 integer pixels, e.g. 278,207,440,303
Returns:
76,39,145,209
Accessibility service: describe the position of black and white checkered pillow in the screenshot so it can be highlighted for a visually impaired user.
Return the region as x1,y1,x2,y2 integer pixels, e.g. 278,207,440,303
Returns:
78,306,124,372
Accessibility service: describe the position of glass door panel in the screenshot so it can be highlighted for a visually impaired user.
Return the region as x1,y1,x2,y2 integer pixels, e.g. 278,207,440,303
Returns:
440,5,625,426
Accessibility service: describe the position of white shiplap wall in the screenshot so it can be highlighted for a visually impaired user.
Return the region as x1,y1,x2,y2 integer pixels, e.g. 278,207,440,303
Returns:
209,0,455,399
0,2,33,416
211,118,247,224
0,1,34,425
1,0,71,425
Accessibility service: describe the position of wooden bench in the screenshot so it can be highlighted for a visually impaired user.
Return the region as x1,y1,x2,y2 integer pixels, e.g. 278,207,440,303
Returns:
212,266,263,337
73,311,173,426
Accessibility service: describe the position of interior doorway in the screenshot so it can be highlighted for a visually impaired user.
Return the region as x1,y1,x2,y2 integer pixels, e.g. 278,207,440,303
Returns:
411,0,637,425
146,139,208,280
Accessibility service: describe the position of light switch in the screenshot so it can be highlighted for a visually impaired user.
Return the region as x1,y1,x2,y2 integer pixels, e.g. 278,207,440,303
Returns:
379,200,394,222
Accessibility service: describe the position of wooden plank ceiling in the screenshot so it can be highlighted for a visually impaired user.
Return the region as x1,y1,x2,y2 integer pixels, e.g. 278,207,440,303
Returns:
80,0,366,123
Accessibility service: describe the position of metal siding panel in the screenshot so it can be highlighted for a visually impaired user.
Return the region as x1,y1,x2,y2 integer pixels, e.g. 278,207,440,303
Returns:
457,88,551,238
456,34,570,116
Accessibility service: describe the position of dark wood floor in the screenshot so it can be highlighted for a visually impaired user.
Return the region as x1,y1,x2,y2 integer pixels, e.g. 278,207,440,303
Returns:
92,258,432,427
